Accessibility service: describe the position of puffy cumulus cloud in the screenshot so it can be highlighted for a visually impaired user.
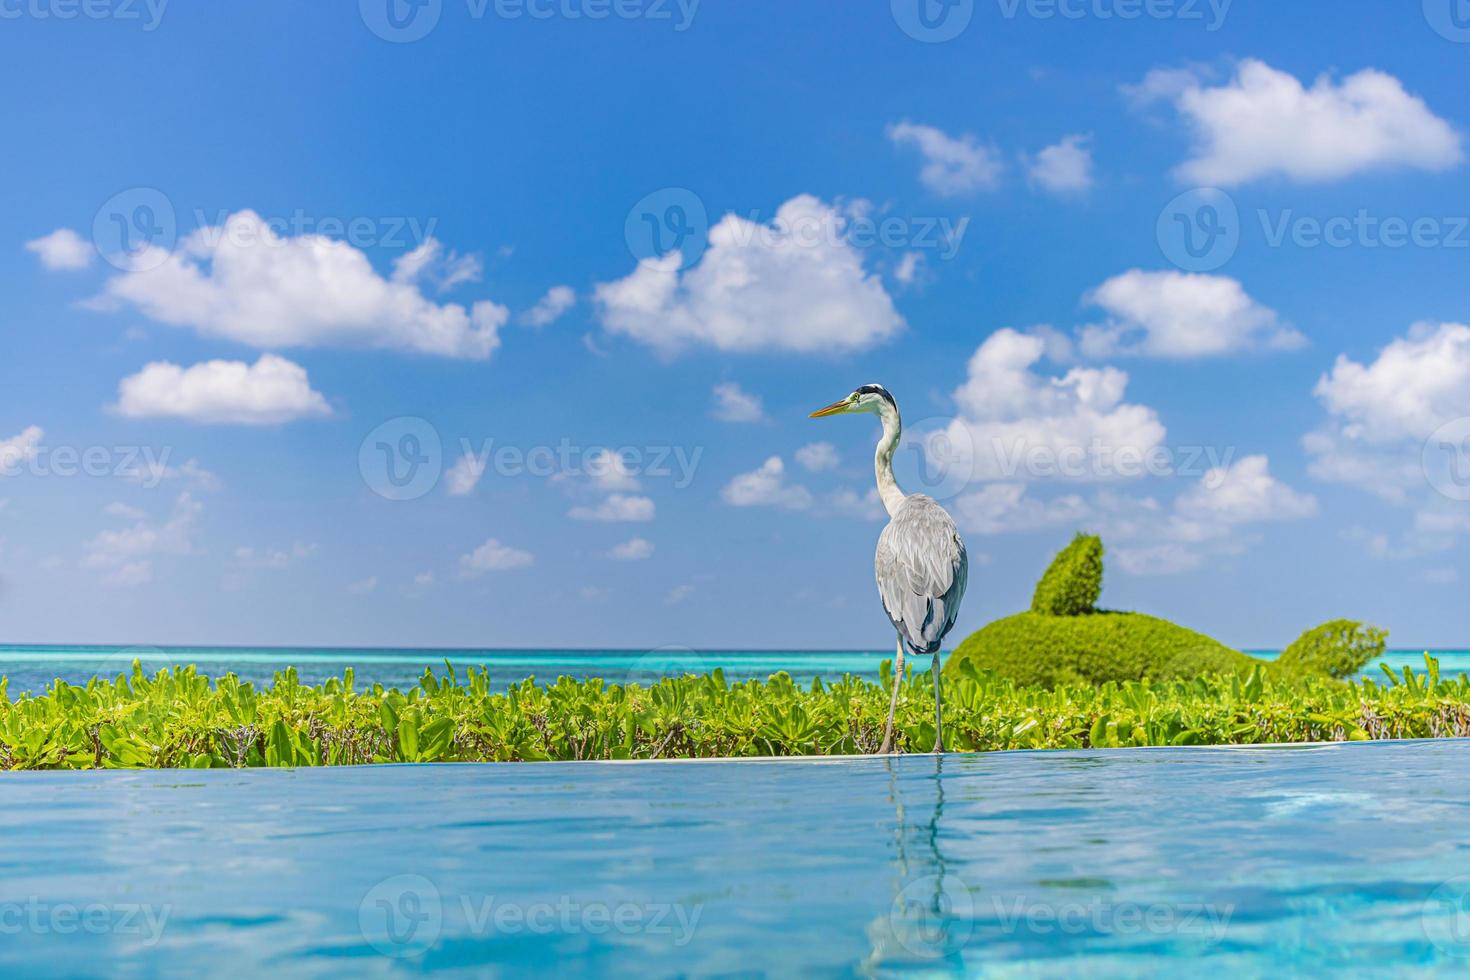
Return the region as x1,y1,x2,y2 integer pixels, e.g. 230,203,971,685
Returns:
0,426,44,476
607,537,654,561
1025,135,1094,194
886,121,1004,196
794,442,840,472
459,538,534,575
568,493,656,522
112,354,332,425
594,195,904,355
96,211,509,359
518,285,575,327
941,328,1167,484
711,382,765,423
1109,456,1315,574
952,483,1091,536
1080,270,1304,359
721,456,812,510
1131,59,1462,186
25,228,93,270
83,492,202,587
1306,323,1470,555
445,451,488,496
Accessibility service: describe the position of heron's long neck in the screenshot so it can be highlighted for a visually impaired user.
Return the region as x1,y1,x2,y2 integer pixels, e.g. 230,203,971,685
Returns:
874,404,906,518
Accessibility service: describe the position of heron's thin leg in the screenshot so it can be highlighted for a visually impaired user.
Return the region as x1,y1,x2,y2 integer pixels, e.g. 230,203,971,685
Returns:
931,653,944,754
880,635,904,754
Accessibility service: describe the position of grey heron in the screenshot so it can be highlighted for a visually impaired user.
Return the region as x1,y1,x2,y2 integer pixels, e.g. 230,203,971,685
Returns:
810,384,968,754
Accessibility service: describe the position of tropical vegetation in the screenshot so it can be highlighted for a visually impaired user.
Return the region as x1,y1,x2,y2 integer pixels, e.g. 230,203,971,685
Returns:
0,654,1463,768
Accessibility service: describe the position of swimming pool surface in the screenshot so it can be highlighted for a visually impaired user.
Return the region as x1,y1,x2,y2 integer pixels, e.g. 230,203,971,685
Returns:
4,739,1469,976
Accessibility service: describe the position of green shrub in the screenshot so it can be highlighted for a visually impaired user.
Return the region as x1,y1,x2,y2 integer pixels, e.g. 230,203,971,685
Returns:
0,654,1463,766
1030,533,1104,616
946,610,1257,687
1277,620,1388,679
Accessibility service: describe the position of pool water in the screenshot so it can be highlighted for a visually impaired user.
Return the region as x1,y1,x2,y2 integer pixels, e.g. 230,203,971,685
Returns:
4,740,1470,976
0,644,1462,694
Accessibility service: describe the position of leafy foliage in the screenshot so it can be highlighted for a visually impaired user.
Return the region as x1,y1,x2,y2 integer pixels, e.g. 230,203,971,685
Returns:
0,655,1463,768
1277,619,1388,680
948,610,1257,687
1030,533,1104,616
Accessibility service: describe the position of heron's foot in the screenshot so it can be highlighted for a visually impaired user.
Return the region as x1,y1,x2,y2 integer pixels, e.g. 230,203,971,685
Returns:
932,740,945,755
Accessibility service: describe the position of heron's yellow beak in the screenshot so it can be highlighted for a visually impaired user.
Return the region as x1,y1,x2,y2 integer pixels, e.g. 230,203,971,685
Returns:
809,400,850,418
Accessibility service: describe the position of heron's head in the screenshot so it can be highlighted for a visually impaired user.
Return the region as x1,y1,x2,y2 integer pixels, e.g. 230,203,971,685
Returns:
809,383,897,419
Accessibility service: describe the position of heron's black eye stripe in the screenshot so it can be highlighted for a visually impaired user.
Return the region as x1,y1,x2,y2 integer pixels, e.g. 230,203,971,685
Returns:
854,384,897,409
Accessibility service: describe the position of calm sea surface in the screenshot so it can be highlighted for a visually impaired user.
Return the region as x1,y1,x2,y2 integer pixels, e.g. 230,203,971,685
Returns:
0,644,1461,693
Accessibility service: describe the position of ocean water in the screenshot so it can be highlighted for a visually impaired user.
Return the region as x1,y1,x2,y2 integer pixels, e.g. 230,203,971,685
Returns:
0,644,1462,694
3,740,1470,976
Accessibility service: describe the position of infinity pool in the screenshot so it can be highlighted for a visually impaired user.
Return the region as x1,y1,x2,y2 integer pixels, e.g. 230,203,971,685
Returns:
3,740,1469,976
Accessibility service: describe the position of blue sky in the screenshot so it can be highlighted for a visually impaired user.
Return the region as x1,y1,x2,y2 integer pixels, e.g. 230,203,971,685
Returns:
3,0,1469,650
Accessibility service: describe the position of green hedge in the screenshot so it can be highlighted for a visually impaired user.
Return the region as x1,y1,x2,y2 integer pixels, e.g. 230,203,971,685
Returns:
0,656,1462,768
947,610,1257,688
1031,532,1104,616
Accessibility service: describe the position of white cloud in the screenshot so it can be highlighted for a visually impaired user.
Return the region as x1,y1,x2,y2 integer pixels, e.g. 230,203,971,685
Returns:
829,487,885,521
391,238,482,292
1079,270,1304,359
941,328,1167,483
348,576,379,595
26,228,93,270
83,492,202,587
0,426,43,476
459,538,534,574
794,442,840,472
721,456,812,510
1133,59,1462,185
233,542,317,569
445,451,488,496
1112,456,1315,574
594,195,904,355
1306,322,1470,557
104,502,146,521
665,584,695,605
711,382,765,423
887,121,1004,195
1026,135,1094,194
97,211,509,359
519,285,575,327
586,450,642,493
1425,567,1459,585
118,457,221,492
413,571,435,588
953,483,1091,535
894,252,925,286
568,493,656,522
113,353,332,425
608,537,654,561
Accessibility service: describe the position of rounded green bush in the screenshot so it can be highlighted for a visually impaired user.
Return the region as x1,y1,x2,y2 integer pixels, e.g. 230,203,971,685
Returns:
946,610,1257,688
1277,619,1387,679
1031,533,1104,616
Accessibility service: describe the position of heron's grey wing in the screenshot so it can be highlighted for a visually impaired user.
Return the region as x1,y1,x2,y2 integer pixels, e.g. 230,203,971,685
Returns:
874,494,968,655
